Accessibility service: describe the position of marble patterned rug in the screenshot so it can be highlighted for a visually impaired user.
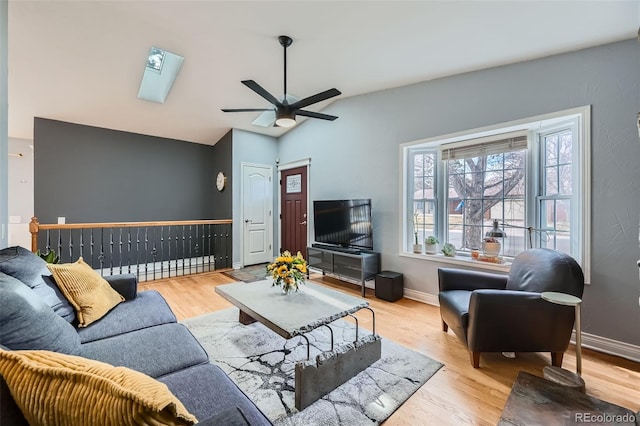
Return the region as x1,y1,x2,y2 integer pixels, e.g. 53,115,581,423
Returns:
182,307,443,425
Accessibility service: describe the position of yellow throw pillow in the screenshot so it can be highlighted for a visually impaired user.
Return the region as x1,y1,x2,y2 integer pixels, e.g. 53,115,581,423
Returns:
47,258,125,327
0,349,197,425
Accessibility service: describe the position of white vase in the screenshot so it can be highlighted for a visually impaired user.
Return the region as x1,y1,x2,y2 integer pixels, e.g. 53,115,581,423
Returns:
424,243,437,254
413,244,423,254
482,241,501,258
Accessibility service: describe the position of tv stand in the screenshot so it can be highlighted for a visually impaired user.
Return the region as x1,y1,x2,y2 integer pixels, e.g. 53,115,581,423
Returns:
311,243,360,255
307,245,380,297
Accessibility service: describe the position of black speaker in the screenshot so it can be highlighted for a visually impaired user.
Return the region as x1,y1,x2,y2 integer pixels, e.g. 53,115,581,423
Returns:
375,271,403,302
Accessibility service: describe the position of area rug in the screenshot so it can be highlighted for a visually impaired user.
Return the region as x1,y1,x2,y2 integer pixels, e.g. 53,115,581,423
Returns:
182,307,443,425
222,263,269,283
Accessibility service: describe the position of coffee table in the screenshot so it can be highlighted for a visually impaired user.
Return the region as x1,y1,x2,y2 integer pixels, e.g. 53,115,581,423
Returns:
215,279,381,410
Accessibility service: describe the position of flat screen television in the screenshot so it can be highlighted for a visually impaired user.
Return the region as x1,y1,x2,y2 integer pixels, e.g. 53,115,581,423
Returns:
313,199,373,250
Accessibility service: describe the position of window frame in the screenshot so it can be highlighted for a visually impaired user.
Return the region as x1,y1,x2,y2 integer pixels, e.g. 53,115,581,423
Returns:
400,106,591,283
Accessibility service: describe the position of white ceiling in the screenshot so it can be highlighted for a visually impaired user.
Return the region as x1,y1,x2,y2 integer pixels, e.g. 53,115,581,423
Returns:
8,1,640,145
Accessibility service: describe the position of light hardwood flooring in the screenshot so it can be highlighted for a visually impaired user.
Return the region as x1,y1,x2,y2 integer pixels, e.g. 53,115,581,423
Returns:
140,272,640,425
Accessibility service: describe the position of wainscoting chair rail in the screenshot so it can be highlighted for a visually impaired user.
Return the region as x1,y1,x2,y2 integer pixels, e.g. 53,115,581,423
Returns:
29,217,233,281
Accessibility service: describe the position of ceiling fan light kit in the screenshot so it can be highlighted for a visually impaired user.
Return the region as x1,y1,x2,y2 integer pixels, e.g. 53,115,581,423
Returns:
275,110,296,128
222,35,341,128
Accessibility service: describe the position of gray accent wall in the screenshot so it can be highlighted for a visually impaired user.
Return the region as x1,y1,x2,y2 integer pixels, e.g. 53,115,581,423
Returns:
34,118,219,223
0,0,8,249
231,129,278,267
210,129,233,220
278,39,640,346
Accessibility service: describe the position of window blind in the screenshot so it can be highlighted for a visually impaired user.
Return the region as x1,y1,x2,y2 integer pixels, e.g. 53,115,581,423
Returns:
440,130,528,160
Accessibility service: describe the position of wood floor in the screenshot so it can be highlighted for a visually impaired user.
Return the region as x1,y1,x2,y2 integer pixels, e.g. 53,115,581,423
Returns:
140,272,640,425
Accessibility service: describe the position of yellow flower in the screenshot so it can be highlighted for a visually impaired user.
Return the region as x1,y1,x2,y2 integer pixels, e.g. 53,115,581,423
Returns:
267,250,307,289
277,265,289,277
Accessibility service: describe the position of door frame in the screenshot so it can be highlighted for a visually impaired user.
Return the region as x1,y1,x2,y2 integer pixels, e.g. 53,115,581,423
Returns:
277,158,311,256
240,161,274,267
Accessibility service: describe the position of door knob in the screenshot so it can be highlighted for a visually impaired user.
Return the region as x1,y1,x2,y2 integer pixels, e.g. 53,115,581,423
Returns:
300,221,307,225
245,219,252,223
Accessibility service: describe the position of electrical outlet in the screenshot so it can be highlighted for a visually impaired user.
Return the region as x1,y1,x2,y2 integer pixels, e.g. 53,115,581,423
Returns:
57,217,66,224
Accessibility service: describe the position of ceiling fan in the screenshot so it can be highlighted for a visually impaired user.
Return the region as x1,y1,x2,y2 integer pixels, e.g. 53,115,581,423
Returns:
221,35,341,128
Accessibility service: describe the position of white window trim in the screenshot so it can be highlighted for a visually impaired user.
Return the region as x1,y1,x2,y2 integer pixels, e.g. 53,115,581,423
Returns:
399,106,591,283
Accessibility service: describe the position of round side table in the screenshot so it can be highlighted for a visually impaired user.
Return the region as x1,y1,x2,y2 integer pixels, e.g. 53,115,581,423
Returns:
541,291,586,393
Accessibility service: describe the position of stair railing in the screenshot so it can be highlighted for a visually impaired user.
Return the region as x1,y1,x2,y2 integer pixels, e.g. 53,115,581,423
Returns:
29,217,232,281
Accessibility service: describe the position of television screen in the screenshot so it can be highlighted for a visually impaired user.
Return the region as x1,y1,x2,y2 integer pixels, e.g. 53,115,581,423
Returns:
313,199,373,250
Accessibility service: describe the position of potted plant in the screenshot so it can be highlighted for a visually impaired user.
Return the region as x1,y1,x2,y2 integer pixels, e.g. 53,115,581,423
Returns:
412,231,422,254
424,236,439,254
412,212,422,254
441,243,456,257
35,249,59,264
482,237,501,258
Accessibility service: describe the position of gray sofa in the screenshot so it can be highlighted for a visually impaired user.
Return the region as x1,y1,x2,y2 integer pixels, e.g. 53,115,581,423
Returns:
0,246,271,425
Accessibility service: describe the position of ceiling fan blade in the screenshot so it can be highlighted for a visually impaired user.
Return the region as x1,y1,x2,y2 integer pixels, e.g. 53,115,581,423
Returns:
221,108,273,112
252,110,276,127
242,80,282,107
290,88,341,110
296,110,338,121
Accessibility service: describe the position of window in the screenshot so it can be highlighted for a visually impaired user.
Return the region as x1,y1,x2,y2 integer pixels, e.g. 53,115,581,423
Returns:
401,107,590,281
539,127,574,254
411,151,436,245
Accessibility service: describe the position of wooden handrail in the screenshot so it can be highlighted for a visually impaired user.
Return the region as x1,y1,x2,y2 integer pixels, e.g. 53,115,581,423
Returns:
29,217,232,253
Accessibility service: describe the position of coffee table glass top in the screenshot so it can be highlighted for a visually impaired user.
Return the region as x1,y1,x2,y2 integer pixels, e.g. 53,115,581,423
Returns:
215,279,368,339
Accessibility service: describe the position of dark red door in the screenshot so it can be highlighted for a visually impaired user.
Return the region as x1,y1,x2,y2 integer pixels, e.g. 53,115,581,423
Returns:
280,166,308,255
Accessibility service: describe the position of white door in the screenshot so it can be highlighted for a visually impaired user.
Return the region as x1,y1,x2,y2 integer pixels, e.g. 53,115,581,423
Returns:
242,163,273,266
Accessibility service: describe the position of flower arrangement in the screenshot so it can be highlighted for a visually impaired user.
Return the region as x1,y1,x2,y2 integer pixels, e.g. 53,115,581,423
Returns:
266,250,307,294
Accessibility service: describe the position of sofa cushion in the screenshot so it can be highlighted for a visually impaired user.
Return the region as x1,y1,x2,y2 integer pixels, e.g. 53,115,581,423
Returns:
48,258,125,327
197,407,250,426
80,323,208,378
158,363,271,425
0,246,75,323
77,290,177,343
0,349,197,425
0,272,81,354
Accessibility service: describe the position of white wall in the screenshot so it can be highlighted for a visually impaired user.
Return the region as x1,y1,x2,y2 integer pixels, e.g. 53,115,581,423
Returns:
231,129,278,268
1,0,8,248
8,138,33,248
